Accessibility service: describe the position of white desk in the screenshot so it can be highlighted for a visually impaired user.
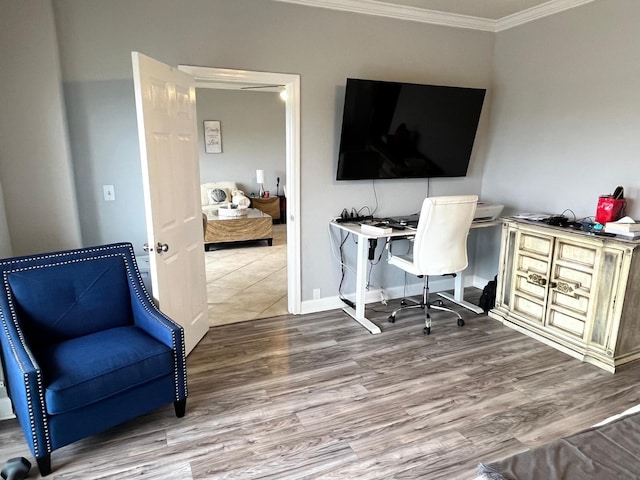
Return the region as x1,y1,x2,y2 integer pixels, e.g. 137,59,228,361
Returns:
330,219,500,334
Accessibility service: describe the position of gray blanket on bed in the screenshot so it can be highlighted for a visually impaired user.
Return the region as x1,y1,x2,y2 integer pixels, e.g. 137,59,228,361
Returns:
477,412,640,480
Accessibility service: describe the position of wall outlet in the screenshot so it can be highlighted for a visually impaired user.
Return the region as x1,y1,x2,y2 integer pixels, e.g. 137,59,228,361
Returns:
312,288,321,300
103,185,115,201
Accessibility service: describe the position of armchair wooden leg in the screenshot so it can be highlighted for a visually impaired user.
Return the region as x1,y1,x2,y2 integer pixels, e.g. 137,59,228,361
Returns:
174,399,186,418
36,454,51,476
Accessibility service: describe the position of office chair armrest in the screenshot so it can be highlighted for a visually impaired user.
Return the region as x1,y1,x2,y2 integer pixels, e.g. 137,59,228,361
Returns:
386,236,413,256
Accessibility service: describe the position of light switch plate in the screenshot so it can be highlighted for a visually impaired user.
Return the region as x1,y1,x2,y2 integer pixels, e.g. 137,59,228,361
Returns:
103,185,115,201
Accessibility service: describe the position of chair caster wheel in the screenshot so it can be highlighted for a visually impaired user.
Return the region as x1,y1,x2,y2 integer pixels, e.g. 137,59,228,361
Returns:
457,318,465,327
423,327,431,335
388,315,396,323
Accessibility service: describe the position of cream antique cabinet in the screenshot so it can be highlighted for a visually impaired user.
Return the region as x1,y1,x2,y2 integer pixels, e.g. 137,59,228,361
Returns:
489,219,640,372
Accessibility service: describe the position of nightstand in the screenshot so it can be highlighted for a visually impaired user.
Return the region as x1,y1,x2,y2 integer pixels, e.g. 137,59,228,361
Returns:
251,196,280,223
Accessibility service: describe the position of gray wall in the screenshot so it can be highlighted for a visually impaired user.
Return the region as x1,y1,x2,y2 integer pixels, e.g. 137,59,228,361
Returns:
196,88,285,197
0,1,81,255
475,0,640,281
51,0,495,302
5,0,637,306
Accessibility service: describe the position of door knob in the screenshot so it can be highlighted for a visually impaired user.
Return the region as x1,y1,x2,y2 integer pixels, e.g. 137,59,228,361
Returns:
143,243,152,252
156,242,169,254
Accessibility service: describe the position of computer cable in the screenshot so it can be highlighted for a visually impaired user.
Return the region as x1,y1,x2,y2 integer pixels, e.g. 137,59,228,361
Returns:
369,179,380,217
328,223,358,308
366,238,388,289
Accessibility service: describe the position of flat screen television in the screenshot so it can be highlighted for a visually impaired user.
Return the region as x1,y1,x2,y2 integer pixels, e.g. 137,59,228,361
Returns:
336,78,486,180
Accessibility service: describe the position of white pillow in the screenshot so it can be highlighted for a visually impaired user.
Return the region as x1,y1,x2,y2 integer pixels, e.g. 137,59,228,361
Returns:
201,182,237,206
200,186,210,207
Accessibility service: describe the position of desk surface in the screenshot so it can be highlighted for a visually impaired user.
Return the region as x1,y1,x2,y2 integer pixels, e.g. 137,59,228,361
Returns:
330,218,500,238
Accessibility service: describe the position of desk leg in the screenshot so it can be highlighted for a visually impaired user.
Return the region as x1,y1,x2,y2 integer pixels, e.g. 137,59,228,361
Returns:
437,269,484,315
342,236,382,334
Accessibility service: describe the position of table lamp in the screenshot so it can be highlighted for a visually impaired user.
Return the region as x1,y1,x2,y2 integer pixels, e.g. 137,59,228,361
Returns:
256,169,265,198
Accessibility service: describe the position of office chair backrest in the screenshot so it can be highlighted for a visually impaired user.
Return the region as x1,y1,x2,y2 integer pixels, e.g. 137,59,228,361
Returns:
412,195,478,276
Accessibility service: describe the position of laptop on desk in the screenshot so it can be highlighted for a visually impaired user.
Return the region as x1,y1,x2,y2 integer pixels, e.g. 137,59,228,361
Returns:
385,214,420,228
386,203,503,227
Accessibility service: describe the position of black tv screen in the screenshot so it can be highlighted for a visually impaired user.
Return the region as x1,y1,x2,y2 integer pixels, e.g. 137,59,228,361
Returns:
336,78,486,180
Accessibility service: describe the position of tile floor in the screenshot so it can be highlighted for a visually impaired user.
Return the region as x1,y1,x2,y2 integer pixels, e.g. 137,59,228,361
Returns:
205,224,287,326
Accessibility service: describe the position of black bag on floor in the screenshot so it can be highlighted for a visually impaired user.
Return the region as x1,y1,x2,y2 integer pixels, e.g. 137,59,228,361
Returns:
479,275,497,312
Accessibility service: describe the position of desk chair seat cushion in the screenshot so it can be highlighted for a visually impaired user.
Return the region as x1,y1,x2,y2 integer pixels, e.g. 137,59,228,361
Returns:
36,326,173,415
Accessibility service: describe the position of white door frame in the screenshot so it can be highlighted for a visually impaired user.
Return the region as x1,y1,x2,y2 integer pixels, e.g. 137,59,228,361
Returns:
178,65,301,315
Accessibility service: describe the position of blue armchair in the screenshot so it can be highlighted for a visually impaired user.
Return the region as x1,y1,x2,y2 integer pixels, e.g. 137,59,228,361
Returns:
0,243,187,476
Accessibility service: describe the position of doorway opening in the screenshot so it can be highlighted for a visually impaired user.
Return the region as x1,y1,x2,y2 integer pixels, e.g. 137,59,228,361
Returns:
178,65,301,320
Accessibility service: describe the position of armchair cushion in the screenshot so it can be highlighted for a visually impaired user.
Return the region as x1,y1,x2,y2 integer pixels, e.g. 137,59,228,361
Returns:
7,257,133,348
37,326,173,415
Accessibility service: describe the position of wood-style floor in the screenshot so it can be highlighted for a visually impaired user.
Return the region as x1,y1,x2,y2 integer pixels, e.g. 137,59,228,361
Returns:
2,290,640,479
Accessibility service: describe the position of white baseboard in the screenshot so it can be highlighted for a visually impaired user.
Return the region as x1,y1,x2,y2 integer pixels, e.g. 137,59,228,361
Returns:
301,276,463,315
0,395,14,420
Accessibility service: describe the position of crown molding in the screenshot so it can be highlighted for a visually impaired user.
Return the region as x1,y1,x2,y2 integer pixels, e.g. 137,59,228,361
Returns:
273,0,496,31
496,0,596,31
273,0,597,32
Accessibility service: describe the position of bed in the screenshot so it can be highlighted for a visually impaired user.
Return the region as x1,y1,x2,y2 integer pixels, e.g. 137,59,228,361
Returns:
476,404,640,480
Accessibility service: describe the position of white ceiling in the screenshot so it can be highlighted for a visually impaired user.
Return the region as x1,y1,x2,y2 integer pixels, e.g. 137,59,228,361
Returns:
273,0,597,31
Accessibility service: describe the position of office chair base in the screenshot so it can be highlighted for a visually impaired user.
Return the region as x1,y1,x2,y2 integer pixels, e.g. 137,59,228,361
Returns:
389,295,465,332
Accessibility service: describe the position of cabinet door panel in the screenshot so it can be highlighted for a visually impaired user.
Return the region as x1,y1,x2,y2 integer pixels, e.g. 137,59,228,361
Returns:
556,241,597,267
519,233,553,257
553,264,593,291
548,310,585,338
549,290,589,316
515,273,546,299
513,294,545,323
517,255,549,275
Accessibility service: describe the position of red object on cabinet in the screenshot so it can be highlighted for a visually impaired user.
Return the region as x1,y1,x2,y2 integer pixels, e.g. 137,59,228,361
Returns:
595,196,625,224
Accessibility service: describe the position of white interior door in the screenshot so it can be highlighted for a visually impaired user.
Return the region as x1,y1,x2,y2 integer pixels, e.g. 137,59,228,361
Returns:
131,52,208,354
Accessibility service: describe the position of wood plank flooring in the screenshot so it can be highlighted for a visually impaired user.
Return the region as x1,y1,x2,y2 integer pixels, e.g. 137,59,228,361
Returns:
2,289,640,479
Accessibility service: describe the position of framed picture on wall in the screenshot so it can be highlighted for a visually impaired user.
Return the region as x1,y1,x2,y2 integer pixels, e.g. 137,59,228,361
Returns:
204,120,222,153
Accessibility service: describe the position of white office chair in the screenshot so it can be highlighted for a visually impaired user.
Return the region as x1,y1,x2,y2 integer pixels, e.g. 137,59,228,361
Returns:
387,195,478,334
